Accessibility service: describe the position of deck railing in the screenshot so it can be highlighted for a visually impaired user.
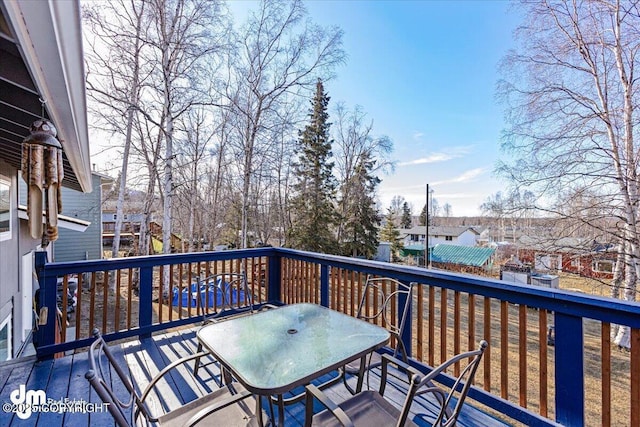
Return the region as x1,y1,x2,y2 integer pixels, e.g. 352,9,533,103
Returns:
35,247,640,427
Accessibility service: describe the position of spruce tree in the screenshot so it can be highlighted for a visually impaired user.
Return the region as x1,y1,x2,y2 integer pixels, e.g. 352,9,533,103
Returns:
418,204,427,226
379,208,403,262
339,151,381,258
401,201,412,228
287,80,338,253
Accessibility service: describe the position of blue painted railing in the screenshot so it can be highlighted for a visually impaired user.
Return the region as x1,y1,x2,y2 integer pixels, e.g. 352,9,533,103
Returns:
35,247,640,426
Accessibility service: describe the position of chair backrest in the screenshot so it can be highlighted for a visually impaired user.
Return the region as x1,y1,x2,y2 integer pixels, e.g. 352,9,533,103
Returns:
84,328,152,427
356,276,414,359
196,272,254,319
399,340,488,427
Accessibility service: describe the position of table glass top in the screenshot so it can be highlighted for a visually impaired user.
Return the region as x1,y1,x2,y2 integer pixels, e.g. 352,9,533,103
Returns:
196,303,390,394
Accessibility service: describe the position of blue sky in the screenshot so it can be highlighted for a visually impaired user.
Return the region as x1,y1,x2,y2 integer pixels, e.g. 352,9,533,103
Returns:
299,0,521,216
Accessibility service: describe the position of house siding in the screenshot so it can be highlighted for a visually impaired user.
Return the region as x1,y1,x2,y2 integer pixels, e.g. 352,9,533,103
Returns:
52,173,102,261
0,161,41,359
518,248,615,279
0,165,19,330
402,226,479,248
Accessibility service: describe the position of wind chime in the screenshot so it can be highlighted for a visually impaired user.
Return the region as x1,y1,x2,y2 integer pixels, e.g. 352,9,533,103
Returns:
21,118,64,247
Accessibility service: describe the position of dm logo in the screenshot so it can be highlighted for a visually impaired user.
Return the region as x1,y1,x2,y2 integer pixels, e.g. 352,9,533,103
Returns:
10,384,46,419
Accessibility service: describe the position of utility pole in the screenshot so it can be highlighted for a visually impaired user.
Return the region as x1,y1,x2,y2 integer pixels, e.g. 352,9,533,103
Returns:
425,184,430,268
425,184,435,268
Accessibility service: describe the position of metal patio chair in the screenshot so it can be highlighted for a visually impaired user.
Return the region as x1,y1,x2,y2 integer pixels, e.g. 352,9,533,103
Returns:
85,329,266,427
342,276,415,394
305,340,489,427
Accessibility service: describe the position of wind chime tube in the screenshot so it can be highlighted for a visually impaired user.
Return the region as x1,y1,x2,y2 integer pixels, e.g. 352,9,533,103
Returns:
21,119,63,245
22,143,44,239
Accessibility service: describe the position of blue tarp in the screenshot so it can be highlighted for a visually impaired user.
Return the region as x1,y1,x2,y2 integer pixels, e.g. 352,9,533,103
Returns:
171,279,246,308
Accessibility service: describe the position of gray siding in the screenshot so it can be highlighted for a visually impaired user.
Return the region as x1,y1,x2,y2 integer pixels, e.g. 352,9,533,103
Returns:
53,173,102,261
0,161,41,359
0,164,19,333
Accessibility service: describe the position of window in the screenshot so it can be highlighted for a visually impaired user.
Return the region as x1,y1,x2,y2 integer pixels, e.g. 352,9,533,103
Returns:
0,179,10,241
535,253,562,271
445,236,453,241
0,315,11,361
570,258,582,269
593,260,614,274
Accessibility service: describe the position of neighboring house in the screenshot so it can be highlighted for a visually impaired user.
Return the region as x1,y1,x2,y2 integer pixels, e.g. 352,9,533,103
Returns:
400,226,480,248
102,216,184,254
51,172,109,261
102,211,144,251
0,1,92,359
473,226,492,246
517,235,615,279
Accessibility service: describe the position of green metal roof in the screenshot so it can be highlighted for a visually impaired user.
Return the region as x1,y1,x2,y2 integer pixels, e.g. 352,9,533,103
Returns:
402,244,426,256
431,244,495,267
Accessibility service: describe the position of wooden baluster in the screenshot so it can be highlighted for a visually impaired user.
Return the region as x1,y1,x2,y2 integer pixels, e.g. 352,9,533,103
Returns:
440,288,447,364
519,304,527,408
454,290,461,377
428,286,435,366
102,270,109,333
416,284,424,361
539,309,548,417
115,270,121,331
500,300,508,398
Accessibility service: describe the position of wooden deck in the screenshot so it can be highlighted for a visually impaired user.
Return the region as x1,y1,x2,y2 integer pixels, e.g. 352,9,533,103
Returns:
0,328,511,426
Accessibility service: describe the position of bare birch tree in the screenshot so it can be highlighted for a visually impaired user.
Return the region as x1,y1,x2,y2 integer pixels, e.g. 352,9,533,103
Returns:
84,0,151,267
226,0,344,248
333,103,392,247
499,0,640,347
173,108,215,252
144,0,228,296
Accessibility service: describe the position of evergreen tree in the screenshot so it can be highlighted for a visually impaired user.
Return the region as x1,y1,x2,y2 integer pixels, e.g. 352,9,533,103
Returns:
379,208,403,262
401,201,412,228
418,204,427,226
287,80,338,253
339,151,381,258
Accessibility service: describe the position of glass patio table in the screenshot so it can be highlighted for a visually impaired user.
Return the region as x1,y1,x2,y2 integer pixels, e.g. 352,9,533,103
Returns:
196,302,391,426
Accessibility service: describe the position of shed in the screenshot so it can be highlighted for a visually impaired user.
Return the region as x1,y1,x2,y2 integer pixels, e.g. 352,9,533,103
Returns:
431,244,495,268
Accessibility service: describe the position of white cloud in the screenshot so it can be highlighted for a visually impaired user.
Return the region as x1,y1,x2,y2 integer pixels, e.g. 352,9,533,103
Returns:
412,131,424,140
397,146,474,167
432,168,486,185
399,153,454,166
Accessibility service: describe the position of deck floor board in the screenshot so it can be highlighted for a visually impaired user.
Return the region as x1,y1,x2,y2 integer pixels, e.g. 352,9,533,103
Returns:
0,358,39,426
0,328,511,427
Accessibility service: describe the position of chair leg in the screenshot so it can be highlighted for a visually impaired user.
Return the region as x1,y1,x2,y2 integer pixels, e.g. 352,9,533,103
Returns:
193,341,204,376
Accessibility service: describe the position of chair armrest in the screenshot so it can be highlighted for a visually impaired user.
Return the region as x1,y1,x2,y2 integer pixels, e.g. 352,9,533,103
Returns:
417,344,485,384
305,384,355,427
380,353,422,393
139,351,210,403
381,353,422,378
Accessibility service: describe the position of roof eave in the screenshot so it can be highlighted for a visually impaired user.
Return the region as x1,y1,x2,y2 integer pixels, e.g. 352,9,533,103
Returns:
3,0,92,193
